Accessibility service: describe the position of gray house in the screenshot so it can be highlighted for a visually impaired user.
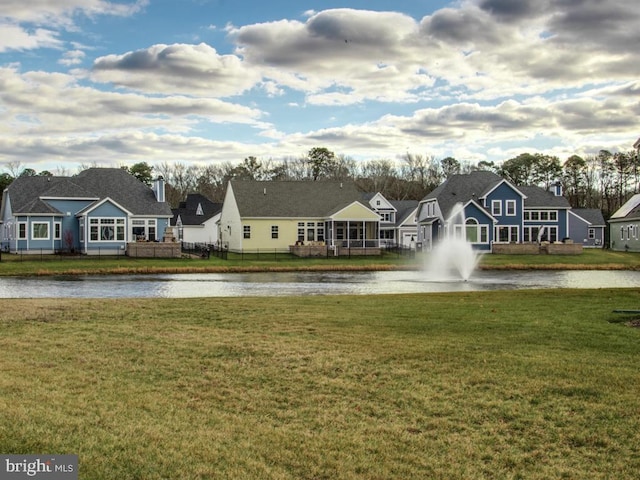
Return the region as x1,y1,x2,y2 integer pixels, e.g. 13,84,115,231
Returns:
568,208,606,248
609,194,640,252
1,168,172,255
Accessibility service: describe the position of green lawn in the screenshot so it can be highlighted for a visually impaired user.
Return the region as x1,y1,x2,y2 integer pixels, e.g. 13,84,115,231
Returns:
1,249,639,276
1,289,639,479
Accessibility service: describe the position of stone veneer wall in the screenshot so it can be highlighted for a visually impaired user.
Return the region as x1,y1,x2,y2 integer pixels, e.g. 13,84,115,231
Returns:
127,242,181,258
491,243,583,255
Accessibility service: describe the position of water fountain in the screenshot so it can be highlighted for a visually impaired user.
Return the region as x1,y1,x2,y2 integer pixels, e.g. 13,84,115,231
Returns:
423,203,480,281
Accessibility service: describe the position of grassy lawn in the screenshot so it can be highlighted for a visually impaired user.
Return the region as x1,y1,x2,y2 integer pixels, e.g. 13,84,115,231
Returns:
1,249,639,276
1,289,639,479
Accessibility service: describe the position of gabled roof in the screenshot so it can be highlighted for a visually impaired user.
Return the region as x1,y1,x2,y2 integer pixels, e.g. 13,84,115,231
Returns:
570,208,606,226
390,200,418,226
421,171,505,219
6,168,172,217
172,193,222,226
610,193,640,221
519,186,571,208
230,180,368,218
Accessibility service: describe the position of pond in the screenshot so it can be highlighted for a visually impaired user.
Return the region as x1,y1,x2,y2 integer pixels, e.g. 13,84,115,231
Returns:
0,269,638,299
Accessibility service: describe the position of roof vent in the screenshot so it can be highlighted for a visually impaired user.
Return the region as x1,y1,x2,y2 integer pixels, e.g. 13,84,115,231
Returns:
263,188,267,195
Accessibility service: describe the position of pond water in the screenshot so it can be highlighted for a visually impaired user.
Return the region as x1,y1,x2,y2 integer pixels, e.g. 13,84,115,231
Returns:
0,269,638,299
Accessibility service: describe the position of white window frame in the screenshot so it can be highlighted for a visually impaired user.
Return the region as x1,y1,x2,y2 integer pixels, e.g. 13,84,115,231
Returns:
492,200,502,216
506,200,516,216
495,225,518,243
588,228,595,239
464,218,489,244
89,217,125,242
32,222,50,240
271,225,279,239
131,219,156,242
243,225,251,239
54,222,62,240
17,222,27,239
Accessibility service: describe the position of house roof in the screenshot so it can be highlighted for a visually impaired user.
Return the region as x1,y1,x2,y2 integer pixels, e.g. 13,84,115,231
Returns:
6,168,172,217
421,171,505,218
571,208,606,226
172,193,222,226
230,180,369,218
422,171,572,219
390,200,418,226
610,193,640,221
519,186,571,208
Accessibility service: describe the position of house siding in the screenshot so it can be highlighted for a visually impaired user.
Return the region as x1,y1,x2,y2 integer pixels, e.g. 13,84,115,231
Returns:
13,215,62,253
47,199,94,251
610,219,640,252
463,202,494,251
240,218,318,252
331,202,379,221
218,183,243,252
484,183,523,242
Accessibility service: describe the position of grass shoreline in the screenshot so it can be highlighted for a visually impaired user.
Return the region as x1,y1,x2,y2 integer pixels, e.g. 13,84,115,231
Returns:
1,249,639,277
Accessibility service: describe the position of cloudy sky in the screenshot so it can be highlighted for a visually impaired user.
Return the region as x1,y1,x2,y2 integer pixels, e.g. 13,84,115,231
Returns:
1,0,639,174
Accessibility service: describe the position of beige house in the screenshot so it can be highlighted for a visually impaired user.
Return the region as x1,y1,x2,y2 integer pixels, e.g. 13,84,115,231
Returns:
219,180,381,255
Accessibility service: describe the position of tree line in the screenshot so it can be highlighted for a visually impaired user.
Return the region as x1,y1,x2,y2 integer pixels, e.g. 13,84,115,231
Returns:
2,147,638,218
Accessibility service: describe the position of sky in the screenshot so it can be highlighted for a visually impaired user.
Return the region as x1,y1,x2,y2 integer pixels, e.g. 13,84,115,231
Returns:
1,0,639,175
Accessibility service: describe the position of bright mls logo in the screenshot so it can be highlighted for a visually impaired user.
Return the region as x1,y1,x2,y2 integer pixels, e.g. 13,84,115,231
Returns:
0,455,77,480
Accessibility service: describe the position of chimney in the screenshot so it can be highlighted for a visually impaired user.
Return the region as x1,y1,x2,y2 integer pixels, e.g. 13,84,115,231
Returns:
152,176,165,202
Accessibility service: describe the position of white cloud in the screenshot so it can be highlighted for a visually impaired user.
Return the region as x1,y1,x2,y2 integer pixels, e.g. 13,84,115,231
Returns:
0,23,62,52
0,66,265,138
91,43,262,97
58,49,85,66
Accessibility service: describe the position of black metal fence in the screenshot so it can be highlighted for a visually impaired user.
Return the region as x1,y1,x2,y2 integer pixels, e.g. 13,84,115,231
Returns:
1,248,127,262
0,242,415,263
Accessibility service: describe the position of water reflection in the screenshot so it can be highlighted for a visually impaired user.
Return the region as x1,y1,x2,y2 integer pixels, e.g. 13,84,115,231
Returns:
0,270,638,299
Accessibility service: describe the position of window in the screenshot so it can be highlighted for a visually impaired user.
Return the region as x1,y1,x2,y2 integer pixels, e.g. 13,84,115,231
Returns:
54,222,61,240
525,210,557,222
588,228,595,239
464,218,489,244
506,200,516,216
89,218,125,242
620,226,625,241
32,222,49,240
492,200,502,216
18,223,27,239
496,226,518,243
132,219,156,241
465,218,478,242
271,225,279,239
243,225,251,239
297,222,305,242
317,223,325,242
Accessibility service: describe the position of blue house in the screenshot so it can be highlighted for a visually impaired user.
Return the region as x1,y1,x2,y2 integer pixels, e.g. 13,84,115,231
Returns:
1,168,172,255
568,208,606,248
416,171,572,252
